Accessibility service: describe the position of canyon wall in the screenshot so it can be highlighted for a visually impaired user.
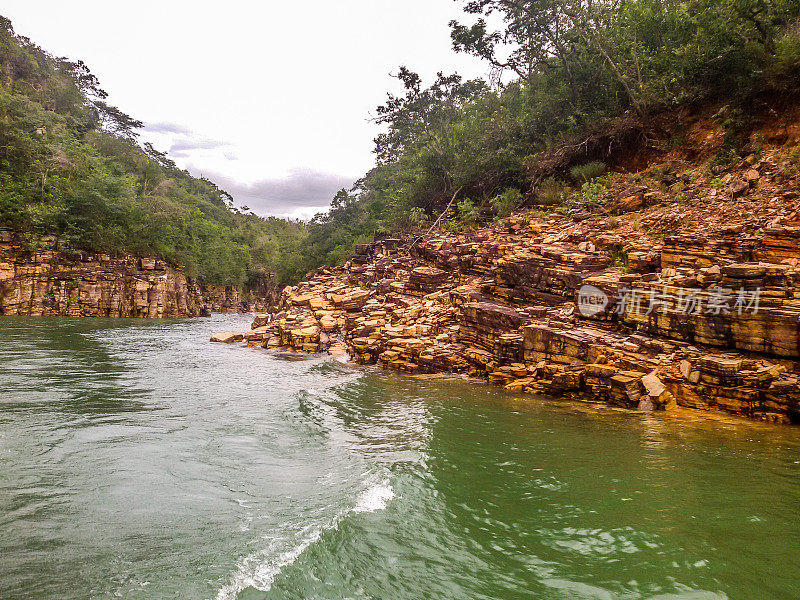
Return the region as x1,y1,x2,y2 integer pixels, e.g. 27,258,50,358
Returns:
228,144,800,425
0,229,244,318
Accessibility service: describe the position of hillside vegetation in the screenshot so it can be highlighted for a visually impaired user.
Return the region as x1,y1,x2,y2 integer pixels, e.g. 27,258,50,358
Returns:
304,0,800,264
0,17,307,286
2,2,799,285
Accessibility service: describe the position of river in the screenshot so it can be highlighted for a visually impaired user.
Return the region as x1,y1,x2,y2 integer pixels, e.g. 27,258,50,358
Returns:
0,315,798,599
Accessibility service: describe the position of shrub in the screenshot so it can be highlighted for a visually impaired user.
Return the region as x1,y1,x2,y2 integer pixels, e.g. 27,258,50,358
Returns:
580,180,603,205
407,206,428,227
491,188,524,219
441,198,480,233
750,132,766,160
535,177,570,206
457,198,479,225
570,162,607,184
768,28,800,90
665,135,686,150
443,218,461,233
711,105,758,166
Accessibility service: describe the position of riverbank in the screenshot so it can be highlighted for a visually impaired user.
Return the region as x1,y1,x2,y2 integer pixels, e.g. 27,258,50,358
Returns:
218,131,800,425
0,228,277,317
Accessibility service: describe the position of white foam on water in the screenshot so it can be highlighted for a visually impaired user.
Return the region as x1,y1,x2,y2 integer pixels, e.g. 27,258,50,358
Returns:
542,578,728,600
215,479,394,600
354,479,394,513
215,524,325,600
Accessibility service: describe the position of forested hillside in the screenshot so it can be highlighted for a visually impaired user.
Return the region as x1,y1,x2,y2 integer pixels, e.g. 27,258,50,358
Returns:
2,2,799,285
0,16,307,286
304,0,800,265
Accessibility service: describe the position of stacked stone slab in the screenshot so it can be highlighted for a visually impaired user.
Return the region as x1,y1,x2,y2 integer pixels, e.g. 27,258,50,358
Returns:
234,144,800,425
0,230,247,317
237,222,800,424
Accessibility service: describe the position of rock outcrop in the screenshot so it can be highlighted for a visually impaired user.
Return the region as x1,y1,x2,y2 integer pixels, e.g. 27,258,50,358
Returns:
0,230,244,318
234,144,800,425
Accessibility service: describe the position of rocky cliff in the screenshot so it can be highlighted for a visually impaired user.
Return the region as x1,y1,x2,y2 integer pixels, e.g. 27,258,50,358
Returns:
0,229,244,318
223,112,800,425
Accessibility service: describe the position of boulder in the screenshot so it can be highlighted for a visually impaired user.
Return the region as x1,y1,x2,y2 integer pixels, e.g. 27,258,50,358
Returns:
211,332,243,343
641,373,667,398
409,266,448,291
729,179,749,197
244,326,269,343
616,194,644,212
743,168,760,184
252,314,271,328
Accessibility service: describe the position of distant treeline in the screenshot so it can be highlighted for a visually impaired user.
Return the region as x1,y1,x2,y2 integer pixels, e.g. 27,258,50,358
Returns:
2,2,799,284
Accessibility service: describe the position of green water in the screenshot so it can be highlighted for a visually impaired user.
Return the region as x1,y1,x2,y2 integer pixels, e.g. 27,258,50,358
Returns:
1,316,799,599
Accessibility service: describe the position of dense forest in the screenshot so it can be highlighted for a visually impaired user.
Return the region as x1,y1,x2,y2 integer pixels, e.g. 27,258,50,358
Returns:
304,0,800,264
0,16,307,286
2,1,799,285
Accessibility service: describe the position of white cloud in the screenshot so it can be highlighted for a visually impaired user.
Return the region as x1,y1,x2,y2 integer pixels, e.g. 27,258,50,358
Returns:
201,168,355,217
3,0,491,215
144,121,192,135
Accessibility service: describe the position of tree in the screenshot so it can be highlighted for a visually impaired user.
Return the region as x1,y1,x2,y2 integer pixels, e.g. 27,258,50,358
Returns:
93,100,143,139
374,67,488,197
0,14,313,287
450,0,582,108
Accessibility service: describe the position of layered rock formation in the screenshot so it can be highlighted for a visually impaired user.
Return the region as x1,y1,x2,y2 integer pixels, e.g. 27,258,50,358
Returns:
227,144,800,425
0,229,243,318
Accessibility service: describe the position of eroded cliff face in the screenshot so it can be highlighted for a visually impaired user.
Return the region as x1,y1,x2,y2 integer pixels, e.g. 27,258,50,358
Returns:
226,136,800,425
0,229,243,318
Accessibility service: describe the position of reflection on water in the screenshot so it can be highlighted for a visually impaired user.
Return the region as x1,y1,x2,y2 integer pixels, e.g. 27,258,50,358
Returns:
0,315,799,600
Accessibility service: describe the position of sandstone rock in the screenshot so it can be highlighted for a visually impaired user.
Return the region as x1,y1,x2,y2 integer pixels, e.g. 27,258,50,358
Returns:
729,179,749,197
617,195,644,212
722,263,767,278
0,233,251,318
335,289,371,311
641,373,666,398
252,314,271,328
244,327,269,343
211,332,243,343
0,262,14,282
610,373,645,405
586,363,617,377
660,391,677,411
680,360,692,380
505,377,537,392
744,168,760,184
757,364,786,382
238,196,800,425
409,266,448,287
697,356,742,376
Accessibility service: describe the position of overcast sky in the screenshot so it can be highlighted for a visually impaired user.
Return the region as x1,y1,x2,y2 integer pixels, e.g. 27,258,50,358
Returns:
2,1,491,218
